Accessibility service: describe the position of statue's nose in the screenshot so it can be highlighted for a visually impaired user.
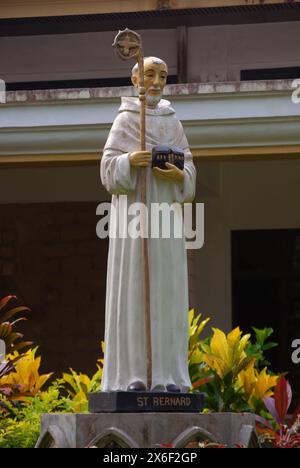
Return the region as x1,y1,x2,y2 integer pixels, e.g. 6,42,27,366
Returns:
153,75,160,86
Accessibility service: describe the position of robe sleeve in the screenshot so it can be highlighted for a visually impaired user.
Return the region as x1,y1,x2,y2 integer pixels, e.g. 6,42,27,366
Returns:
172,121,196,204
100,113,138,195
101,149,138,195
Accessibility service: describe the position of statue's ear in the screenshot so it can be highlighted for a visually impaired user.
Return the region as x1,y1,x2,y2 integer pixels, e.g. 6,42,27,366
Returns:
131,74,139,88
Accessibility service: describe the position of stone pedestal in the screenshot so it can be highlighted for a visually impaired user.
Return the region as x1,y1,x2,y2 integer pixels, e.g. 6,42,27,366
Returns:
36,412,258,448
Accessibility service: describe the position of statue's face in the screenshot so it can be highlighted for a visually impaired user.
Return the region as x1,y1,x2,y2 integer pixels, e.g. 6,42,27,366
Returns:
132,57,168,107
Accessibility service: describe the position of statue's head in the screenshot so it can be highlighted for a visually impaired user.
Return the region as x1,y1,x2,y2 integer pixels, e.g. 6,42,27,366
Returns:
131,56,168,108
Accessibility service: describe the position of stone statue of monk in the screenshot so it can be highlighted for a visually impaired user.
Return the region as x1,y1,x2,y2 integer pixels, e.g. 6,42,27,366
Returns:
100,56,196,393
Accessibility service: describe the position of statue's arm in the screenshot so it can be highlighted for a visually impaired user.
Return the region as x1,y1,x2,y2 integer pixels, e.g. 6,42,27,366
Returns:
100,148,138,195
100,113,140,195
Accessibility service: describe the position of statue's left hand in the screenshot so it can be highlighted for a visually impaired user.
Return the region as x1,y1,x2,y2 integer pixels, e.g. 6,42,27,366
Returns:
153,162,184,184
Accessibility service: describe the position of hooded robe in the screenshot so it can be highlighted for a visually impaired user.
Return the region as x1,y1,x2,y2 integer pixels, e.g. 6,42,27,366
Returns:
100,96,196,392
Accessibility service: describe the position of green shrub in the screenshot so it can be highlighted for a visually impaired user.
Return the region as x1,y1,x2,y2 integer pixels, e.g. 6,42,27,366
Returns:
0,383,71,448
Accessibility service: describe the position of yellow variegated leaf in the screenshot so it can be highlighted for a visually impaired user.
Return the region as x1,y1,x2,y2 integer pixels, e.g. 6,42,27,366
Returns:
210,329,229,362
227,327,242,347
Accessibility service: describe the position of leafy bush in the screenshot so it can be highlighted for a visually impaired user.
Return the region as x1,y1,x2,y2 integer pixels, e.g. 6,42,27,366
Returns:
257,375,300,448
60,342,104,413
0,383,71,448
189,314,280,414
0,348,53,402
0,409,41,448
0,338,104,447
0,301,297,449
0,296,32,354
245,327,277,368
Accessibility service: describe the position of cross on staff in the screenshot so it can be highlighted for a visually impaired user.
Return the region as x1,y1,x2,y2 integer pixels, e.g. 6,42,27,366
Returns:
112,29,152,391
114,32,140,58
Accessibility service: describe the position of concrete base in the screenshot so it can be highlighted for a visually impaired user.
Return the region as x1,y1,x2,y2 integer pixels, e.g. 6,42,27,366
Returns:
36,412,258,448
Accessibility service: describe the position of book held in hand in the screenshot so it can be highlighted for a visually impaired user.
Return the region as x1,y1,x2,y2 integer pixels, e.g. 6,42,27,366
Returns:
152,145,185,171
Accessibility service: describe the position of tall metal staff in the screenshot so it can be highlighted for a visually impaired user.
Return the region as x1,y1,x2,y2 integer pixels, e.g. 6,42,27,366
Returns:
112,29,152,391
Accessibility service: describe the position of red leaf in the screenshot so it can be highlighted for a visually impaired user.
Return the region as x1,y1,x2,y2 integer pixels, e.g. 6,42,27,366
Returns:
192,376,214,389
274,375,292,425
1,306,30,323
0,296,17,311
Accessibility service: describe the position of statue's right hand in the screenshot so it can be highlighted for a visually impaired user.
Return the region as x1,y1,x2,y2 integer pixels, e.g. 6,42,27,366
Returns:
129,151,151,168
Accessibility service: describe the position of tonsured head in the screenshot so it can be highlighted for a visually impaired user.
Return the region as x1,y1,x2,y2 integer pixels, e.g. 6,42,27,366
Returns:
131,56,168,108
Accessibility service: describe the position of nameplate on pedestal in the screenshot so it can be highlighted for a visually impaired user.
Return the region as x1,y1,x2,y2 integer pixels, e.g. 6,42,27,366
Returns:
88,391,204,413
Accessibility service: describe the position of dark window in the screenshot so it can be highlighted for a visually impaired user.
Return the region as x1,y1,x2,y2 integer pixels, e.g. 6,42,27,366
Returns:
6,75,178,92
232,229,300,408
241,67,300,81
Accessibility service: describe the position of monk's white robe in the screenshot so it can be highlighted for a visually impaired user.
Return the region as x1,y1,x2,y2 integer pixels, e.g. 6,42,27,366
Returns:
100,97,196,392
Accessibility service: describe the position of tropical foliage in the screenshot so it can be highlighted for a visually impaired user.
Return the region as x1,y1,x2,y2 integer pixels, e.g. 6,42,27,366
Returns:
0,382,72,448
237,362,278,411
0,296,32,354
0,295,299,448
0,348,53,402
0,347,104,447
256,375,300,448
0,295,105,447
189,316,280,413
60,342,104,413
